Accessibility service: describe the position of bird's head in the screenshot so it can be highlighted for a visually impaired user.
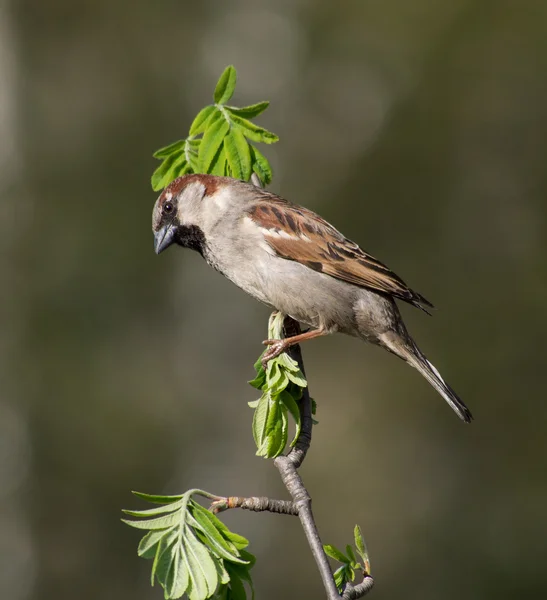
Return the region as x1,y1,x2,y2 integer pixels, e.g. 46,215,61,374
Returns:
152,174,230,255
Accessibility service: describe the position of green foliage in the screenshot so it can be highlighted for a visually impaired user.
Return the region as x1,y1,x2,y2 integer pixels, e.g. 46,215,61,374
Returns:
151,65,278,191
324,525,371,593
248,313,309,459
123,490,255,600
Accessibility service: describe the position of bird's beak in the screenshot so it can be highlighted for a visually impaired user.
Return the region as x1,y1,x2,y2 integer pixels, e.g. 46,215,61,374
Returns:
154,223,176,255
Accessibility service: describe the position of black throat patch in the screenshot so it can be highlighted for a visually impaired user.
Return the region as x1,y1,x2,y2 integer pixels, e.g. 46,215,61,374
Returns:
175,224,206,256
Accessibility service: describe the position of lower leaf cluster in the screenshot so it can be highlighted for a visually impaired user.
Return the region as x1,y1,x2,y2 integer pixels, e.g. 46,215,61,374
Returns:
123,491,255,600
248,314,309,458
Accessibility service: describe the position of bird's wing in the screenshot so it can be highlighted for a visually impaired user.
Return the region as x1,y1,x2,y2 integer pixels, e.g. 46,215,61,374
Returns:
247,194,433,313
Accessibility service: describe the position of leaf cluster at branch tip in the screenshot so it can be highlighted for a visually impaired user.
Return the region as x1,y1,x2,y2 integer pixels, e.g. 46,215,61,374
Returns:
122,490,255,600
151,65,278,191
324,525,371,593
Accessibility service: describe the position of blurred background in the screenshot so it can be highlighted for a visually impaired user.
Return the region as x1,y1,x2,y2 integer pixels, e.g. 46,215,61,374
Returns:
1,0,547,598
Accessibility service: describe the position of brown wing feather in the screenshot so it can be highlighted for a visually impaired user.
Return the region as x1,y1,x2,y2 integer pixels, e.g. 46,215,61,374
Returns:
248,194,433,313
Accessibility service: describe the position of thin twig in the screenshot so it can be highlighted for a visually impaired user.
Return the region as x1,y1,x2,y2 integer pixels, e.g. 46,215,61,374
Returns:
210,496,298,516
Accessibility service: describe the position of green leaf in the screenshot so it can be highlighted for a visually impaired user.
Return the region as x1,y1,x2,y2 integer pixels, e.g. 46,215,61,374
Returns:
151,152,188,192
259,405,286,458
225,102,269,119
189,504,247,563
285,369,307,388
354,525,370,573
333,565,349,592
214,559,230,586
249,145,273,185
224,128,251,181
214,66,237,104
227,573,246,600
231,115,279,144
132,491,184,504
226,561,255,600
152,528,178,586
209,145,228,177
198,114,230,174
122,511,181,530
324,544,349,564
189,105,218,136
166,546,189,599
248,372,265,390
264,363,288,394
212,525,250,552
183,527,219,599
346,544,357,564
153,139,186,159
138,528,174,559
279,390,301,447
252,392,269,449
122,499,183,517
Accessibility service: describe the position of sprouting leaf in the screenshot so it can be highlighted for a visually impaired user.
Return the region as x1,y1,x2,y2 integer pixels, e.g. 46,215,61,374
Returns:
225,101,269,119
190,105,218,136
231,115,279,144
333,565,350,592
324,544,349,564
346,544,357,565
354,525,370,573
214,65,237,104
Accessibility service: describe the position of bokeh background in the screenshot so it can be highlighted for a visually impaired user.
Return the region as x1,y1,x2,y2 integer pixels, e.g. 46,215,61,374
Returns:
1,0,547,598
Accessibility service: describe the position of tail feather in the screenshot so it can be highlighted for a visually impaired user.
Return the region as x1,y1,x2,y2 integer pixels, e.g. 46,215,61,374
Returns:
381,334,473,423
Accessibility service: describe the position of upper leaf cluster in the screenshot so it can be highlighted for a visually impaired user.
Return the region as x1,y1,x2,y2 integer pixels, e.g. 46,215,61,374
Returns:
123,490,255,600
152,66,278,191
248,313,309,458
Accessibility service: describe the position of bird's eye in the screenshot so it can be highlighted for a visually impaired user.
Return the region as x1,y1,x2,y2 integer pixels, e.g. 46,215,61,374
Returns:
163,201,174,214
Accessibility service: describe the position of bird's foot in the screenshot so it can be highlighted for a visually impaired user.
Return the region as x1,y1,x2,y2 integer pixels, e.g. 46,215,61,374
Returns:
261,339,288,370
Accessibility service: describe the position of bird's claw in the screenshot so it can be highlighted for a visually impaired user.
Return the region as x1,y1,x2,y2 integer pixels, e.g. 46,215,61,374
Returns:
261,339,287,370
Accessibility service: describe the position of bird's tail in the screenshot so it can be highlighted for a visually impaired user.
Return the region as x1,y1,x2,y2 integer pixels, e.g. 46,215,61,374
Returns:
381,333,473,423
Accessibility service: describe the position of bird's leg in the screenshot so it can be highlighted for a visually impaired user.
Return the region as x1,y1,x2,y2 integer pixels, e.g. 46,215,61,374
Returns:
261,328,326,369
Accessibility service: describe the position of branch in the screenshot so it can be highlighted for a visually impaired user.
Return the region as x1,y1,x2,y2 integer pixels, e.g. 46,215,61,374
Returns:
275,316,373,600
249,173,373,600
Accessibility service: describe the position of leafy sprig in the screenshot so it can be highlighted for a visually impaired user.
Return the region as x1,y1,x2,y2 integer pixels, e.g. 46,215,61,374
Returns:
123,490,255,600
248,312,311,459
151,65,278,191
324,525,371,594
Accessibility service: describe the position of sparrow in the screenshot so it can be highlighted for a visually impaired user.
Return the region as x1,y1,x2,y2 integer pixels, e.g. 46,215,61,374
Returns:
152,174,472,422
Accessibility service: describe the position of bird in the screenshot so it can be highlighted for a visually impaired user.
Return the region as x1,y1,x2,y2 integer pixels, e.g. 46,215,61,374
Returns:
152,174,472,422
